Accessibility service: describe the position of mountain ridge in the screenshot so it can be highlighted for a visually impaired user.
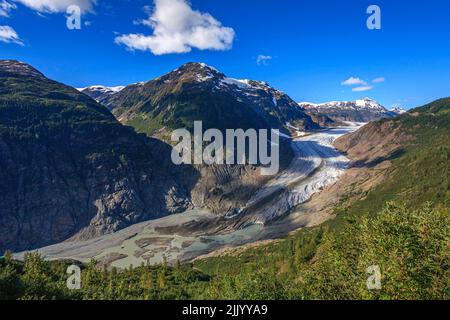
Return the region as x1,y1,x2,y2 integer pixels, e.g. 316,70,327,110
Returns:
299,97,401,123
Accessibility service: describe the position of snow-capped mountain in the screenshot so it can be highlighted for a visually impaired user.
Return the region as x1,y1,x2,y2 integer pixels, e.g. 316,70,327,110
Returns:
77,85,126,106
299,98,396,123
100,62,319,132
390,106,407,114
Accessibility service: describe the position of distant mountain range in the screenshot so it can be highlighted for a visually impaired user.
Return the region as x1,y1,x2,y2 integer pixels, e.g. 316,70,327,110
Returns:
78,66,406,132
77,85,125,106
299,98,406,123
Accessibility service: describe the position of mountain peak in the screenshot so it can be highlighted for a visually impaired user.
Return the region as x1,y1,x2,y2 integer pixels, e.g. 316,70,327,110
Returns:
0,60,45,79
173,62,222,76
390,106,407,114
299,98,385,110
187,62,221,74
77,85,125,93
155,62,225,84
354,98,385,110
179,62,219,72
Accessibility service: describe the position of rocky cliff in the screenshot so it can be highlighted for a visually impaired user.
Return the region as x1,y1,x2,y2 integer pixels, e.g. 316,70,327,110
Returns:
0,60,197,253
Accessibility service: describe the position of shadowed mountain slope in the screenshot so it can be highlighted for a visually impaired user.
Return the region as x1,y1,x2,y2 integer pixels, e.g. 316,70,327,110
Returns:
0,60,197,253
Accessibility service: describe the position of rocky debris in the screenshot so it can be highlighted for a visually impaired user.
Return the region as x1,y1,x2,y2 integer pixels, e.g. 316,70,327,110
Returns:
96,253,128,269
135,237,173,249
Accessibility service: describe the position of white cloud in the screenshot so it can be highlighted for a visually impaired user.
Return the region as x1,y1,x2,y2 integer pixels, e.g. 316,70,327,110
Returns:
115,0,235,55
341,77,367,86
14,0,96,14
352,85,373,92
372,77,385,83
0,0,16,17
0,25,23,45
256,54,272,66
341,76,384,92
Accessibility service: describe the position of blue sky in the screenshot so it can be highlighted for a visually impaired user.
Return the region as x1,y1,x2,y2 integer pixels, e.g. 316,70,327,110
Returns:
1,0,450,109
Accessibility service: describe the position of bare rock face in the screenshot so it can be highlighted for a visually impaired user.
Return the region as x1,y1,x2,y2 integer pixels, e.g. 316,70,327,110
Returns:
190,164,270,214
0,60,198,253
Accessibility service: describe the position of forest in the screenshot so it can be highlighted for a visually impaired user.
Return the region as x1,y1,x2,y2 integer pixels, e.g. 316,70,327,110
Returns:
1,202,448,300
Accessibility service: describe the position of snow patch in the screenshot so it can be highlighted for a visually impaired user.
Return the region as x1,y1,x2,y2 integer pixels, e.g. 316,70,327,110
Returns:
77,85,125,93
299,97,387,112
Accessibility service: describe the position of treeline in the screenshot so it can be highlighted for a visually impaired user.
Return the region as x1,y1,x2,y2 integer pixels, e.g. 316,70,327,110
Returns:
0,252,211,300
1,202,448,300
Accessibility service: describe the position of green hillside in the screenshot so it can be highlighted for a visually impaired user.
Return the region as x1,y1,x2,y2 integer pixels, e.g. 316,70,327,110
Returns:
334,97,449,222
